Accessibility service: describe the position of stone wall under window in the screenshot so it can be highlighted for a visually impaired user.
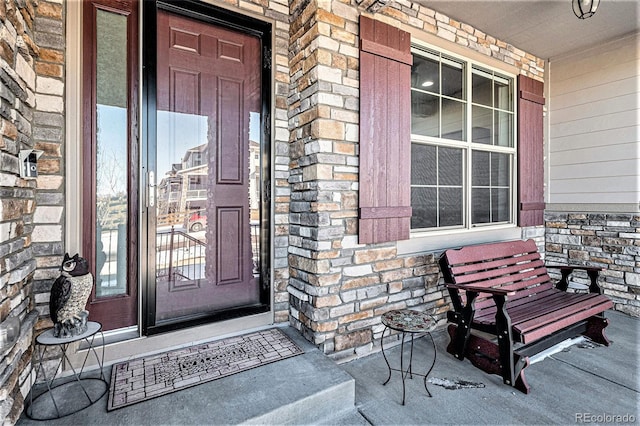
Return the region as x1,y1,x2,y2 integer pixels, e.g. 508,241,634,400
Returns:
546,212,640,317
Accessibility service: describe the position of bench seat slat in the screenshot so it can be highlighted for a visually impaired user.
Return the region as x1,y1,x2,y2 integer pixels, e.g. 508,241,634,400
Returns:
473,291,612,344
506,291,590,321
517,299,613,343
475,290,601,324
473,287,559,320
472,283,555,312
514,294,610,334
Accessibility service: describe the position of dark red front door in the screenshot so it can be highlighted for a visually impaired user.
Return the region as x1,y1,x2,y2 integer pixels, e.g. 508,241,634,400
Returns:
154,10,262,322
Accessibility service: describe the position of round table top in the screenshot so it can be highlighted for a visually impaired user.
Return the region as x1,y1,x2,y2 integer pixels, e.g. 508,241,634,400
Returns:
381,309,436,333
37,321,102,345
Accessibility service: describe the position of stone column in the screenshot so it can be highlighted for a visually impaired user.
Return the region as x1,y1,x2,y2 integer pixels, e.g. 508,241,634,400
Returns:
0,0,42,423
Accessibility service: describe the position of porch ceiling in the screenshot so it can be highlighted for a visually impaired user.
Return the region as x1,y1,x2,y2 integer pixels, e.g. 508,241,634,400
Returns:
418,0,640,60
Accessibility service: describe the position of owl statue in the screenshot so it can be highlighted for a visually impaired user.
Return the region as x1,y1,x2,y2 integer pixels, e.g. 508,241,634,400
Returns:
49,253,94,338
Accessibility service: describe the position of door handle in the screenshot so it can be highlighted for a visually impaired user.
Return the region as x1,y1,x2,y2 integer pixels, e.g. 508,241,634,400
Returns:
148,171,155,207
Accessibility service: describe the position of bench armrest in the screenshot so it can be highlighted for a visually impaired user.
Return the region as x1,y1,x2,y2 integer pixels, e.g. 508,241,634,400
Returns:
546,265,602,273
446,283,516,296
546,265,602,293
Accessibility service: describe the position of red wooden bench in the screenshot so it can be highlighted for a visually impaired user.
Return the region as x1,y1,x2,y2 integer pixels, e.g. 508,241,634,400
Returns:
439,239,613,394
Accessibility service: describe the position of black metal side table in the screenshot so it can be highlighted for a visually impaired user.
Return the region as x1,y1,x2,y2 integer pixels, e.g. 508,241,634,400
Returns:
26,321,108,420
381,309,437,405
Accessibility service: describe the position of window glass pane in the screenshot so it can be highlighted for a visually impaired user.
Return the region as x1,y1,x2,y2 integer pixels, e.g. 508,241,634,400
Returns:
411,143,436,185
472,150,490,186
494,111,513,147
441,59,463,99
438,147,463,186
494,75,512,111
439,187,463,227
472,188,490,224
95,10,128,298
491,152,510,187
411,54,439,93
411,187,437,229
492,188,511,222
472,105,492,144
472,70,492,106
411,91,439,137
441,98,465,141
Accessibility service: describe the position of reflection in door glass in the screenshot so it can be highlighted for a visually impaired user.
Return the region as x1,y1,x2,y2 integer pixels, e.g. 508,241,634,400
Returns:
95,10,128,298
154,110,262,321
154,12,263,323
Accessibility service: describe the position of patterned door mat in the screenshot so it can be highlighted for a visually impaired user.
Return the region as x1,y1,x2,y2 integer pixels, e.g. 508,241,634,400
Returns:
108,328,303,411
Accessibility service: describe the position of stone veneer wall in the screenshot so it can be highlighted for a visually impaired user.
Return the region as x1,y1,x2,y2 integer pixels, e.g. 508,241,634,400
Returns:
546,212,640,317
29,0,67,385
0,0,45,423
286,0,546,360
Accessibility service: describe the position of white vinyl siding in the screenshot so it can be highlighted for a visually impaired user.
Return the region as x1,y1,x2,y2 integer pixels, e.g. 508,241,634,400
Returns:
548,32,640,209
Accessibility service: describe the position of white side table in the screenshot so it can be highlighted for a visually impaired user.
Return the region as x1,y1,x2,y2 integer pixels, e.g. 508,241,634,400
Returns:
26,321,107,420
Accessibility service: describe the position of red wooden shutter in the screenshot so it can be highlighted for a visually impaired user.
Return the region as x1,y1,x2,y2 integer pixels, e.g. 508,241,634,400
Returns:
358,16,412,244
517,75,545,227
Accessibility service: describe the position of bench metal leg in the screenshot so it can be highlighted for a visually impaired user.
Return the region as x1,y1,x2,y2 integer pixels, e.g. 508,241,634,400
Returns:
584,315,611,346
493,295,516,388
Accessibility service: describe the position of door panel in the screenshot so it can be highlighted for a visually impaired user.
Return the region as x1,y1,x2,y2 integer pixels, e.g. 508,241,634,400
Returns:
154,10,261,324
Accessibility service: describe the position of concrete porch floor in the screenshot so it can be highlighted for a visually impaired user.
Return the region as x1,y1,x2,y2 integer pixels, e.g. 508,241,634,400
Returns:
17,310,638,425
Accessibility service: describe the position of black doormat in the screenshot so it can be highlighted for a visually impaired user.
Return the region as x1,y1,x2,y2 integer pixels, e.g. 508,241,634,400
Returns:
107,328,304,411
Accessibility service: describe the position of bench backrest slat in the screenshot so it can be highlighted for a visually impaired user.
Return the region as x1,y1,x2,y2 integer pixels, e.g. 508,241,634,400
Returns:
451,259,546,286
449,252,540,276
442,239,554,303
444,239,539,265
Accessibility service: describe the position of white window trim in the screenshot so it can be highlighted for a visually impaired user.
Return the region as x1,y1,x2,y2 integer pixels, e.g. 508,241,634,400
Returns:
409,41,519,240
65,0,83,255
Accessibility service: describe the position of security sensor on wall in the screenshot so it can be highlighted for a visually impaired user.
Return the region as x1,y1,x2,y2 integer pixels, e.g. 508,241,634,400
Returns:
19,149,43,179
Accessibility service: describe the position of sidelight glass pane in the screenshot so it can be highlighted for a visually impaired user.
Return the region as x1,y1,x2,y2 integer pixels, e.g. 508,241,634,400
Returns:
95,10,128,298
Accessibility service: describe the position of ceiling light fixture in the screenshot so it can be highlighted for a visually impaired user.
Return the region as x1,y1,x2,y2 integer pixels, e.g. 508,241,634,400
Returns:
422,81,434,87
572,0,599,19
